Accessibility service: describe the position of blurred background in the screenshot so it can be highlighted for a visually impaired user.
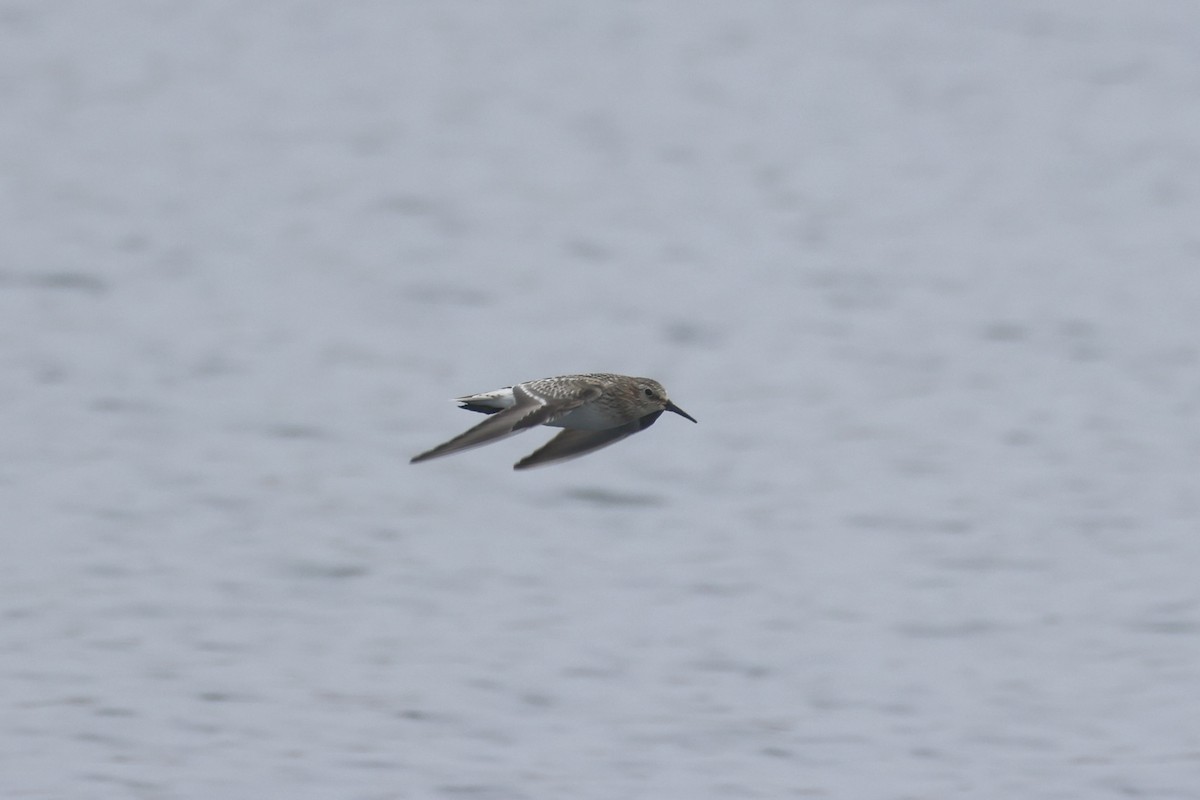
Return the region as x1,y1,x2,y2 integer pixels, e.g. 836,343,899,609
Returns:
3,2,1199,798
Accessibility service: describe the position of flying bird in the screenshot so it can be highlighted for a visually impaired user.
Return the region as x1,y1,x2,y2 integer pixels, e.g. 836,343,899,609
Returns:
411,373,697,470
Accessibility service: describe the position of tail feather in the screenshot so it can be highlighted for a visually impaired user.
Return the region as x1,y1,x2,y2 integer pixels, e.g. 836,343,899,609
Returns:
458,403,504,415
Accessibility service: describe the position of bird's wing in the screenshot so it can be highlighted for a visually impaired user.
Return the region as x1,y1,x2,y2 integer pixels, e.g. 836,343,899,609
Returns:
411,382,601,464
513,410,663,470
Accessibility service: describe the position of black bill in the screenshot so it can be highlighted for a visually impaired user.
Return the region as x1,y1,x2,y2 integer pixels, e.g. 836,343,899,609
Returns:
664,401,697,423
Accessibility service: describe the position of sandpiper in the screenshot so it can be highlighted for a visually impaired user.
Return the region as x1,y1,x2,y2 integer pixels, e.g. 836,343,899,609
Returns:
411,373,697,470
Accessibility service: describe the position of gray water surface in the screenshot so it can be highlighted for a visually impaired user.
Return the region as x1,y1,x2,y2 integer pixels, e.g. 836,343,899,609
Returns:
3,2,1200,798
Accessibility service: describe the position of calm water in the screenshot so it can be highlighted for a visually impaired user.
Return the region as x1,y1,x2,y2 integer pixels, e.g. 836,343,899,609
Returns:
4,2,1200,798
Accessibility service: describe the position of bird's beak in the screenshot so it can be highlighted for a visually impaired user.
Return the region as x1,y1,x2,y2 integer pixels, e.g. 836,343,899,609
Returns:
664,400,697,423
